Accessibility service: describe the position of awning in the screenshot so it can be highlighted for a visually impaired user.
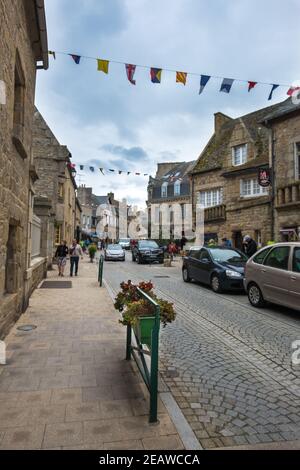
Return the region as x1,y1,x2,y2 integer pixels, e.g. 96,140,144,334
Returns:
280,228,297,234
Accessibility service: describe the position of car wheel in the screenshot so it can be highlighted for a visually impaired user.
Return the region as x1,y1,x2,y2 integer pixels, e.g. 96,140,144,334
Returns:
211,273,222,293
182,267,191,283
248,283,265,308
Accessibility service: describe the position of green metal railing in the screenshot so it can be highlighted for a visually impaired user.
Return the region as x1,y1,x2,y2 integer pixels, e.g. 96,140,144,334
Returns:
98,254,104,286
126,287,160,423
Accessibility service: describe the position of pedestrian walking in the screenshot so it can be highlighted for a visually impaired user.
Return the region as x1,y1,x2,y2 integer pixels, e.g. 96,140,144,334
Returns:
221,237,232,248
242,235,257,258
54,240,68,277
180,235,187,251
69,239,83,277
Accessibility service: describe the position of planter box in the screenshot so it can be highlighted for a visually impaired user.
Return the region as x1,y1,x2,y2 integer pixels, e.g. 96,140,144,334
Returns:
134,316,155,347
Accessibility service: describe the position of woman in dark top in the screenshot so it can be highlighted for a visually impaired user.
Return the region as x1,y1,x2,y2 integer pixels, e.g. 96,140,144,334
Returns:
55,240,69,277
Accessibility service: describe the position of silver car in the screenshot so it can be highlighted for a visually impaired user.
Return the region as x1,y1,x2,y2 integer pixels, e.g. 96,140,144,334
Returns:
244,242,300,310
118,238,131,250
104,244,125,261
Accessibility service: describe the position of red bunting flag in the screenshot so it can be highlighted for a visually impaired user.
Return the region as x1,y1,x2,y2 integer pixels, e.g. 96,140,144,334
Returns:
287,86,300,96
248,81,257,92
125,64,136,85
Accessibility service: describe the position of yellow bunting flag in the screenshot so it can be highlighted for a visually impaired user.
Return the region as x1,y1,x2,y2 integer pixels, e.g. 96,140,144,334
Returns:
176,71,187,85
97,59,109,74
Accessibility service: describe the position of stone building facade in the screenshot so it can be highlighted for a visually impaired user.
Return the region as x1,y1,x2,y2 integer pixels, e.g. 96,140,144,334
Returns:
0,0,48,338
147,161,195,241
32,109,80,267
262,99,300,241
190,101,292,249
77,186,120,241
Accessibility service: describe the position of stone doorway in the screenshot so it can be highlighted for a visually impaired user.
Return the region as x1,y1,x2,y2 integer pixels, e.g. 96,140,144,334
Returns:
232,230,243,250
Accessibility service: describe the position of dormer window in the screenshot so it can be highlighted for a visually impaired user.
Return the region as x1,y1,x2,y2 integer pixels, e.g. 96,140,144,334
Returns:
174,180,181,196
232,144,247,166
161,182,168,197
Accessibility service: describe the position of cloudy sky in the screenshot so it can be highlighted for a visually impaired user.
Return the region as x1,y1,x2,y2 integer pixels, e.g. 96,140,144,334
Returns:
36,0,300,207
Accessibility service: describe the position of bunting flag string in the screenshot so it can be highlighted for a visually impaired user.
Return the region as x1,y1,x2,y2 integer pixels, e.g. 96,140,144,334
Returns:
72,163,149,176
97,59,109,74
125,64,136,85
48,50,298,100
150,68,162,83
248,81,257,92
176,71,187,86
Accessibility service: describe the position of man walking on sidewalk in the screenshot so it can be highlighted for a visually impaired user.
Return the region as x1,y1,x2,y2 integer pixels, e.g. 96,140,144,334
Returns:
69,239,83,277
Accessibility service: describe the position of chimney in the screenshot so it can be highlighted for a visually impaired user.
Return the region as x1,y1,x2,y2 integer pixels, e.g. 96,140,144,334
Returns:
214,112,232,137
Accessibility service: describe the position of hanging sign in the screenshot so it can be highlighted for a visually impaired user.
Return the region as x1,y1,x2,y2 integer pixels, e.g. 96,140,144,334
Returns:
258,167,272,187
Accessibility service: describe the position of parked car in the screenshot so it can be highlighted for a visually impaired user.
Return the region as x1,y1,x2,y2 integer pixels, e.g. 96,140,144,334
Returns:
132,240,164,264
104,244,125,261
118,238,131,250
182,246,247,292
244,242,300,310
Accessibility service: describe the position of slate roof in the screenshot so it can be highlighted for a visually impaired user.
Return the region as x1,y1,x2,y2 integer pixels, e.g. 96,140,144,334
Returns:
261,97,300,123
191,98,293,175
149,161,195,184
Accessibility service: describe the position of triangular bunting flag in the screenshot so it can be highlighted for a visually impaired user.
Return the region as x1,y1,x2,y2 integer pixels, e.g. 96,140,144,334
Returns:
89,166,95,172
125,64,136,85
287,86,300,96
268,84,279,100
109,169,115,172
99,168,104,175
70,54,81,64
79,165,84,170
97,59,109,74
150,68,162,83
176,71,187,86
248,81,257,92
199,75,211,94
118,171,122,174
135,172,140,175
127,172,131,175
48,51,56,60
220,78,234,93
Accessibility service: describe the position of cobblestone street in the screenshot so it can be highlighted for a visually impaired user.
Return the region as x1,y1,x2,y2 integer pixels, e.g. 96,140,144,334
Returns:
0,258,183,450
103,253,300,449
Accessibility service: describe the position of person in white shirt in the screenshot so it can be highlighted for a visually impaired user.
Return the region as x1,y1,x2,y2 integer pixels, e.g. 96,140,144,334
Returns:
69,239,83,277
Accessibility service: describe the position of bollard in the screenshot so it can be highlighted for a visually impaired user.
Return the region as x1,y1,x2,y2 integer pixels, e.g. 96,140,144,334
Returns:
98,254,104,287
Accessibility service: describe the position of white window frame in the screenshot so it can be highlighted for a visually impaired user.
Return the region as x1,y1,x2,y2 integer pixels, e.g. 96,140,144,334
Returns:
240,178,269,198
161,182,168,197
295,142,300,180
174,180,181,196
232,144,247,166
197,188,223,208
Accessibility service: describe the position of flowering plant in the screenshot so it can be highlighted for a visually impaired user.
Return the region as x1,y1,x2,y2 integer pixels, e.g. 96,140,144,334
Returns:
114,280,176,327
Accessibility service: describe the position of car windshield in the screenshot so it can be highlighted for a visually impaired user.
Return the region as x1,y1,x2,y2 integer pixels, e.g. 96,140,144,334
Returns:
139,241,158,249
209,248,247,263
107,244,122,250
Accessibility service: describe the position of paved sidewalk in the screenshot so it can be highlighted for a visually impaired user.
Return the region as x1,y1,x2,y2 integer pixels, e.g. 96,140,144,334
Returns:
0,257,184,450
